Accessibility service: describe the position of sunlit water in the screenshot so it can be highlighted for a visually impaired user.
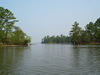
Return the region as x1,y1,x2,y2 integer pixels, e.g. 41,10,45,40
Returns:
0,44,100,75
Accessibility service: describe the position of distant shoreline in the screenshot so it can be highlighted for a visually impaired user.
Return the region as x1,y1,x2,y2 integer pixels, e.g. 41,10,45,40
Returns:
0,43,100,47
81,42,100,45
41,42,100,45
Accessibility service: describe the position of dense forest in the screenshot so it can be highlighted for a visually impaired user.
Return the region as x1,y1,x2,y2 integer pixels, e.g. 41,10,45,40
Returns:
0,7,31,45
42,18,100,44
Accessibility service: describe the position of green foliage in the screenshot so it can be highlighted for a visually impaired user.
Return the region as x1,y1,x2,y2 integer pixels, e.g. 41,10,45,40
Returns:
0,7,18,43
85,22,95,42
94,18,100,42
0,42,3,45
24,36,31,44
70,21,82,44
42,17,100,44
41,34,71,44
70,18,100,44
0,7,31,45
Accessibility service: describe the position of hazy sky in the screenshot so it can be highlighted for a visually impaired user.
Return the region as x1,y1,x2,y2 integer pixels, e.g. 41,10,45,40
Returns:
0,0,100,43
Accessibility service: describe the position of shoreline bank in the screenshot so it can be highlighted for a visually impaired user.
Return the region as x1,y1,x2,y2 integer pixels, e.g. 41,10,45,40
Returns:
0,45,29,47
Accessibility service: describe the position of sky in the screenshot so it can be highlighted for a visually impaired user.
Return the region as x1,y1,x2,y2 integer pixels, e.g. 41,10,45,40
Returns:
0,0,100,43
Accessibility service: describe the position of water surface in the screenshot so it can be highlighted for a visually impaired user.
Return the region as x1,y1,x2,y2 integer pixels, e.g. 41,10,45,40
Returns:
0,44,100,75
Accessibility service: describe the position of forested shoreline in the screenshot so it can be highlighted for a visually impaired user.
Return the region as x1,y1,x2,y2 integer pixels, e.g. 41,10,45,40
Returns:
41,35,71,44
42,18,100,44
0,7,31,45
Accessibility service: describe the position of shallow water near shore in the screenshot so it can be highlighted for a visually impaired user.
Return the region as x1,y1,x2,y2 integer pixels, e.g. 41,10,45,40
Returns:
0,44,100,75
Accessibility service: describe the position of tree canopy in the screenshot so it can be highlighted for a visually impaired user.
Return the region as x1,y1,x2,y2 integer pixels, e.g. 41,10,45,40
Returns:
0,7,31,45
70,18,100,44
70,21,82,44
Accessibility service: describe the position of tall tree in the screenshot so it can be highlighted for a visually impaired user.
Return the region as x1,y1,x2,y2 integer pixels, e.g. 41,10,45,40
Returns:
0,7,18,43
94,18,100,42
0,7,5,42
70,21,82,44
0,7,31,45
85,22,95,42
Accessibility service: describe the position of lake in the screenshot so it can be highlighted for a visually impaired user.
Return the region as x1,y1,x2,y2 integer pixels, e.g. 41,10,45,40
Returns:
0,44,100,75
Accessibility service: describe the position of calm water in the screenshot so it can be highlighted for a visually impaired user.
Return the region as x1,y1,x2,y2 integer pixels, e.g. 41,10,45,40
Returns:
0,44,100,75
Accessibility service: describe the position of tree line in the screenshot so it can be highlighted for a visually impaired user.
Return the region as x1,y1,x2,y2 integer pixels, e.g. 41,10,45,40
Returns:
0,7,31,45
42,18,100,44
41,35,71,43
70,18,100,44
